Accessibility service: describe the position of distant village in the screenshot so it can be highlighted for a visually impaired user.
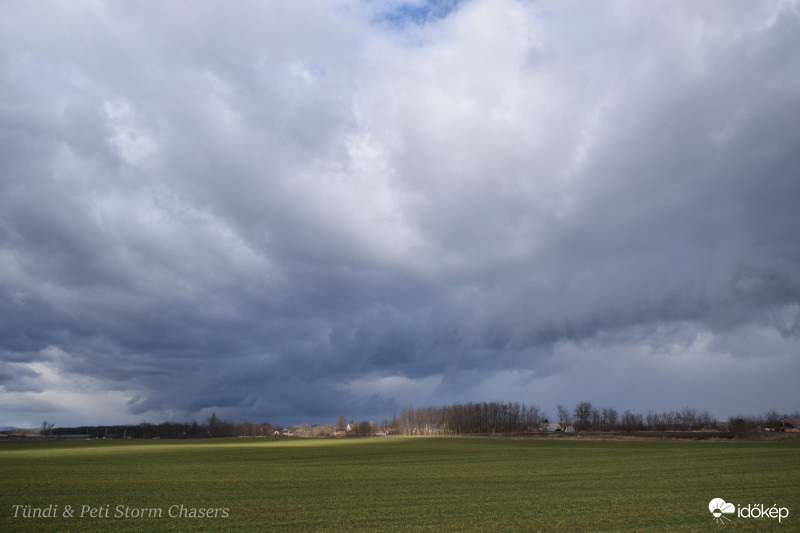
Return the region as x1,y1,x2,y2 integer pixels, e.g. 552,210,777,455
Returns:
2,401,799,441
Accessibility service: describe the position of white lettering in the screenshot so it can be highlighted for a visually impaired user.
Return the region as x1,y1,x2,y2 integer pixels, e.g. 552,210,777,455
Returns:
737,503,790,523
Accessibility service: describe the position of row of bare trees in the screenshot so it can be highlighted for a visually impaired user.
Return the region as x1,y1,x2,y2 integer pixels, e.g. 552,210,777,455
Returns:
565,402,717,431
389,402,800,435
392,402,546,435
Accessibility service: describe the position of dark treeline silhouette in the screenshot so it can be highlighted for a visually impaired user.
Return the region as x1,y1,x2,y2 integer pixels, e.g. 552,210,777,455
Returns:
51,412,277,439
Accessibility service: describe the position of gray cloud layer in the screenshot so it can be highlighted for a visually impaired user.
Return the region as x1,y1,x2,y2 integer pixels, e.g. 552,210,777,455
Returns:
2,0,799,426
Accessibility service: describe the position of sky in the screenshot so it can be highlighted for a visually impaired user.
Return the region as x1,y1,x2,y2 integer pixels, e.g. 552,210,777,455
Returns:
1,0,799,428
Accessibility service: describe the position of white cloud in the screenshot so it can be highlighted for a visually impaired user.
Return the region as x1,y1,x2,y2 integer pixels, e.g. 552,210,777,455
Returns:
0,346,139,427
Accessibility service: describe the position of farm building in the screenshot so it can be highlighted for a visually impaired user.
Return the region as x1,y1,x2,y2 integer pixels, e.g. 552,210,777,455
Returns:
538,423,576,433
539,422,562,432
780,418,800,432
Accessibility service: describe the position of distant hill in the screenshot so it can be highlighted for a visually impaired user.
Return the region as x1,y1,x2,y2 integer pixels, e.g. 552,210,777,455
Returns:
0,427,20,432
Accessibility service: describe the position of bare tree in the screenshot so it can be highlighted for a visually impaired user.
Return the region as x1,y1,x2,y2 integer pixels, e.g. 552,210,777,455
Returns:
620,410,644,432
590,408,601,430
556,404,572,426
763,409,781,430
679,407,698,430
527,405,544,430
41,420,55,436
573,401,593,430
356,421,373,436
697,411,716,430
602,407,618,430
729,415,758,436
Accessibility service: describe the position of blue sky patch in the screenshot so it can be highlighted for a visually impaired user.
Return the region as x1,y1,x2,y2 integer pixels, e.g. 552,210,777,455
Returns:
373,0,466,28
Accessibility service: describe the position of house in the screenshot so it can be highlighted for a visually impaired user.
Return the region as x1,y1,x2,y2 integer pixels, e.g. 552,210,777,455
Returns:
780,418,800,433
538,422,577,433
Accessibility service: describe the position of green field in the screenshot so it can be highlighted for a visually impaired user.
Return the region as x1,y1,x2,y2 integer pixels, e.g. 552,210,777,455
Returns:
1,437,798,532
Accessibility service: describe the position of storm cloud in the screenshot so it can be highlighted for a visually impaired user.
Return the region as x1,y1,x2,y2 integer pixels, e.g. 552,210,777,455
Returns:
2,0,799,427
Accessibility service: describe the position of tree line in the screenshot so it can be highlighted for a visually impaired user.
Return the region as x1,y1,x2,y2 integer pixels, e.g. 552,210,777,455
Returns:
23,404,798,440
387,401,800,435
45,412,278,439
392,402,544,435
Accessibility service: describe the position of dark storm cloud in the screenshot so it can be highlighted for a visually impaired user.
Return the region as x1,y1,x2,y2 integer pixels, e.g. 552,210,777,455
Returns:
1,0,799,427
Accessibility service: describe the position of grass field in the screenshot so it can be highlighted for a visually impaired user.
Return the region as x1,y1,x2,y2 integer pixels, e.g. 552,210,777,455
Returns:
1,436,798,532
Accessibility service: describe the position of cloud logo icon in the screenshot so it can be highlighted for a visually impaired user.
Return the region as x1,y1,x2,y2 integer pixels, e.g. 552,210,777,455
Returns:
709,498,735,523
